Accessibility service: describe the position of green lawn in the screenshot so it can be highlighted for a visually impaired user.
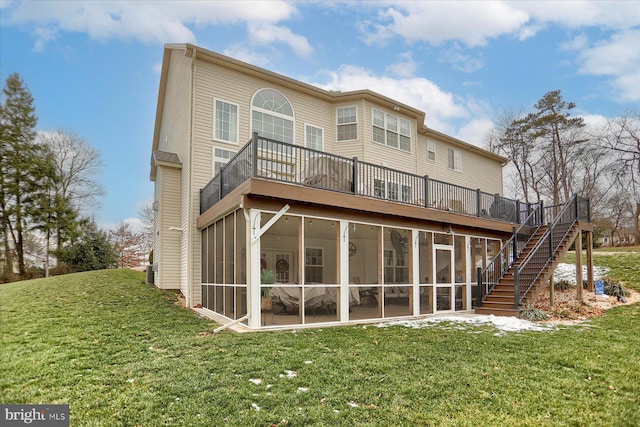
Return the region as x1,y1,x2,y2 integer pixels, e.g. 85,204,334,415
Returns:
1,266,639,426
563,246,640,291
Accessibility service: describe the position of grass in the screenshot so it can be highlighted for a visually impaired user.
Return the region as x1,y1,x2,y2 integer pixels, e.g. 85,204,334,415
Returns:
2,267,639,426
563,246,640,292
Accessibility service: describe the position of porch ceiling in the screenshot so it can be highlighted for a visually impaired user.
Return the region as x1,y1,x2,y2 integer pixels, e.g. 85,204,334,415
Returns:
197,178,516,237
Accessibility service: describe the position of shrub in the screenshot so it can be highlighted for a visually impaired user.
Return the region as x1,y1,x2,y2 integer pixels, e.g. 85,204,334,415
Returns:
554,279,573,291
520,304,549,321
603,277,629,298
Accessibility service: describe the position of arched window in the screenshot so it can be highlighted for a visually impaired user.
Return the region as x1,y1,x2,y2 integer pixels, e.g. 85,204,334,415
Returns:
251,89,294,144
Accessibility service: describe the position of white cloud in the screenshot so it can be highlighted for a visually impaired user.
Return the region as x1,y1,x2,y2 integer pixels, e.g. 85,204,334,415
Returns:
515,0,640,30
4,0,300,50
101,217,145,235
314,64,484,137
222,44,271,67
579,113,609,130
385,51,419,78
575,29,640,102
561,34,589,52
438,44,484,73
363,1,529,47
360,1,639,48
248,23,313,57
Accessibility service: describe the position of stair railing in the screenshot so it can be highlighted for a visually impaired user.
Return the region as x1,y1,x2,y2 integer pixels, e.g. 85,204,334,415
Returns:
477,202,544,305
513,194,582,307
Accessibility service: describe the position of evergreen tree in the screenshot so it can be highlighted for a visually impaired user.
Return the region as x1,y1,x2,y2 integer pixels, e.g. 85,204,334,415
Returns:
0,73,39,278
30,148,80,276
58,220,117,272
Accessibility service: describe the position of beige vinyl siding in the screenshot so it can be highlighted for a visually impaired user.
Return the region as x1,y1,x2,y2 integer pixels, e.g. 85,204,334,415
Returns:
331,101,365,160
157,167,182,289
158,50,191,155
155,49,191,294
359,100,418,172
417,134,503,195
192,61,336,151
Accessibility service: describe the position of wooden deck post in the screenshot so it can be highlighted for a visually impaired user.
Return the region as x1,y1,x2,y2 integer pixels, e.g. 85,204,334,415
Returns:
549,276,554,307
586,230,594,292
575,231,583,302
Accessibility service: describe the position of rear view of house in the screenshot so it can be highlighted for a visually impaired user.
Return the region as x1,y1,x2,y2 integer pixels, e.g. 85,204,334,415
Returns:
150,44,594,330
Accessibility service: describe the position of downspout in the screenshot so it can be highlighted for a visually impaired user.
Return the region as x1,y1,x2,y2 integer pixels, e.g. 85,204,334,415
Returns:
186,46,197,308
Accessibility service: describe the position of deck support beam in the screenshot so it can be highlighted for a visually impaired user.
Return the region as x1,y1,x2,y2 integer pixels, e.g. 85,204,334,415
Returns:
575,230,583,303
586,230,594,292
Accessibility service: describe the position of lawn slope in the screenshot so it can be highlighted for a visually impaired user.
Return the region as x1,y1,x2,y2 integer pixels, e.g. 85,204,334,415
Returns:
1,268,639,426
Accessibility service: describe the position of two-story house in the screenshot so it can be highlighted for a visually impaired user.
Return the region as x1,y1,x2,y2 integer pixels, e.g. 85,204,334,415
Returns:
150,43,594,331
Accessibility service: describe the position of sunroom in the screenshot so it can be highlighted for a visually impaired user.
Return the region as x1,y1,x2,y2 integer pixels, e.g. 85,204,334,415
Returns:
197,135,519,330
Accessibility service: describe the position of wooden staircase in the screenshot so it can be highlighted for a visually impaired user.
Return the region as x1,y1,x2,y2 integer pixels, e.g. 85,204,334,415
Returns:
475,223,581,317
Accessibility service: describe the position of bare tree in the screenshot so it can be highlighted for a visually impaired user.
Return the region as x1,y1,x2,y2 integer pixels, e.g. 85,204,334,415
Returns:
595,110,640,243
487,108,540,205
137,200,154,257
38,129,105,214
488,90,595,212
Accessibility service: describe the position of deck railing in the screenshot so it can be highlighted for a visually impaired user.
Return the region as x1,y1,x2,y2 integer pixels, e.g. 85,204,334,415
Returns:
513,195,590,306
201,133,532,223
477,203,545,304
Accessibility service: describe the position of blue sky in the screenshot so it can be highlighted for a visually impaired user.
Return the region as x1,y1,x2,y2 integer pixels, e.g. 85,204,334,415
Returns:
1,0,638,229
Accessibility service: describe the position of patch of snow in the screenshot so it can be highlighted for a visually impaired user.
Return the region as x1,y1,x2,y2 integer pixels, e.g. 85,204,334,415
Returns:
297,387,309,393
554,263,609,284
304,360,313,364
377,314,557,334
249,378,262,385
348,401,358,408
251,403,260,411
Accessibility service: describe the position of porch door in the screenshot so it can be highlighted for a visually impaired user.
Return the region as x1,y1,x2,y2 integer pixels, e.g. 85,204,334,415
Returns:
434,245,454,311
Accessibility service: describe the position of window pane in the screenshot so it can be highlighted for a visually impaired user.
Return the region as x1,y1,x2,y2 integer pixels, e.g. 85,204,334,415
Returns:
373,109,385,127
448,148,455,169
349,223,380,285
399,119,410,136
215,100,238,143
304,218,338,284
225,213,234,284
337,123,357,141
387,130,398,148
399,135,410,151
338,106,357,124
418,232,433,284
383,227,409,284
436,249,451,283
373,126,385,144
454,235,466,283
305,125,323,151
387,114,397,131
252,89,293,117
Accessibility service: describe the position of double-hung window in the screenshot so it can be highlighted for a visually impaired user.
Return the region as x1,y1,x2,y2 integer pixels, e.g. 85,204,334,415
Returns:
305,124,323,152
213,147,236,175
427,141,436,161
447,148,462,172
213,99,239,144
371,108,411,151
337,106,357,141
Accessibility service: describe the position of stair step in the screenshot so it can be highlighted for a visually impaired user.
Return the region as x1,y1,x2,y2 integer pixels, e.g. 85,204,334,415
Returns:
481,222,581,315
481,301,518,310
